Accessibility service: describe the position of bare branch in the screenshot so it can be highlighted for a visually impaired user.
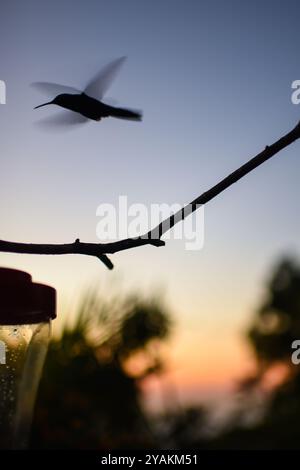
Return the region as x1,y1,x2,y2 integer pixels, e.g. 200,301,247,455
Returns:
0,238,165,270
1,121,300,269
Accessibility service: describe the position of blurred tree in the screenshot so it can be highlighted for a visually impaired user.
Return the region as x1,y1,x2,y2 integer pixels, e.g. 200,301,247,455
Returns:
248,257,300,366
244,257,300,448
30,291,172,449
203,256,300,449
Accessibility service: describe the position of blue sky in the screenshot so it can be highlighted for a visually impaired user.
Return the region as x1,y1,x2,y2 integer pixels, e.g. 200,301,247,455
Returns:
1,0,300,399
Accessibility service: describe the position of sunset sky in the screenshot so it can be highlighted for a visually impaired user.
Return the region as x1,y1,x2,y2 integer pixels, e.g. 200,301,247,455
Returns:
1,0,300,409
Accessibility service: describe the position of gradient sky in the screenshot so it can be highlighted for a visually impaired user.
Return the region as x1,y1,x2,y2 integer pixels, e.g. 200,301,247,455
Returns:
1,0,300,408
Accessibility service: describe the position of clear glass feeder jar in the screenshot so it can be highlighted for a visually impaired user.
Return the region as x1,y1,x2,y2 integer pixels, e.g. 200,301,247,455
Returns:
0,268,56,449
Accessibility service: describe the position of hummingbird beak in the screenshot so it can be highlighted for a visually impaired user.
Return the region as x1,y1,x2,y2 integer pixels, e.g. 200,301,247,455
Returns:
34,101,53,109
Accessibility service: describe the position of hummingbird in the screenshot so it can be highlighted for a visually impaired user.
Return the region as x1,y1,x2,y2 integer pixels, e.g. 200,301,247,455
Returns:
32,57,142,128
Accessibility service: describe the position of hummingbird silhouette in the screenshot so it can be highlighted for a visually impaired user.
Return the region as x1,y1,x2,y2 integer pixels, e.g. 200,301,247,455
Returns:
32,57,142,128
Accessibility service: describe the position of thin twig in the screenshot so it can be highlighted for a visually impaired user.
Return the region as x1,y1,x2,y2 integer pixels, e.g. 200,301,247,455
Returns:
1,121,300,269
0,238,165,270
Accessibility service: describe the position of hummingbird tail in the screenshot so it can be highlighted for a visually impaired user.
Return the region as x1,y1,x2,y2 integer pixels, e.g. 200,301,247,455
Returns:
111,107,142,121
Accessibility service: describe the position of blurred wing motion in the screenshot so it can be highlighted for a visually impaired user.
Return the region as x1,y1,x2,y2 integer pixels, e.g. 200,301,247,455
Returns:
34,111,89,131
31,82,82,97
84,56,127,100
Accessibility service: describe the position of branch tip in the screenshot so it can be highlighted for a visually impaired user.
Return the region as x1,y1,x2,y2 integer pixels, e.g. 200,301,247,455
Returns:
151,239,165,247
98,254,114,270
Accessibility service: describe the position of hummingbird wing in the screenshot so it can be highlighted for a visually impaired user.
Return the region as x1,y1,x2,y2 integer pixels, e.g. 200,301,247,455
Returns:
31,82,82,97
84,56,127,101
34,110,89,131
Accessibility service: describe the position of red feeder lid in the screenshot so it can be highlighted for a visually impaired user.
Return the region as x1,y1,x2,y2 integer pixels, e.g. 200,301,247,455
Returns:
0,267,56,325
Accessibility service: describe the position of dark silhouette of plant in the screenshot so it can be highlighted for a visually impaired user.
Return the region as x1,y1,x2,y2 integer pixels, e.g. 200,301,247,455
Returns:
197,257,300,449
30,291,172,449
248,258,300,365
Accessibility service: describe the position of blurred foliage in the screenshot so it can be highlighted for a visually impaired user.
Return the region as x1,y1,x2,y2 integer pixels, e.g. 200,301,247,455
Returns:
202,256,300,449
248,258,300,364
30,291,171,449
30,256,300,449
